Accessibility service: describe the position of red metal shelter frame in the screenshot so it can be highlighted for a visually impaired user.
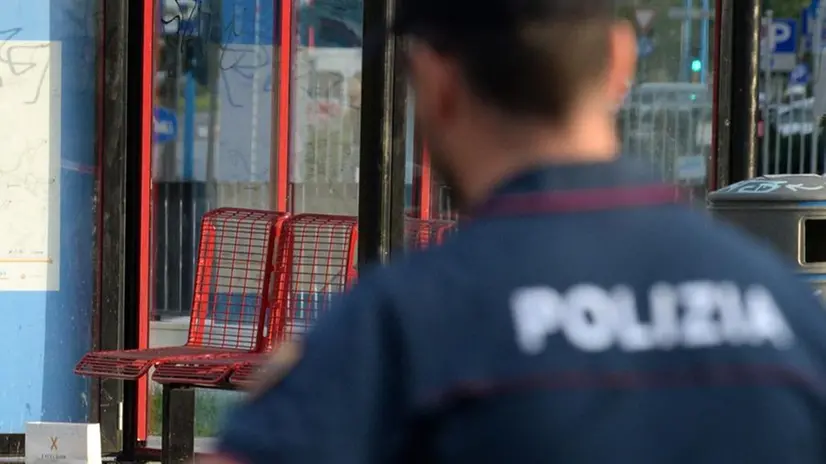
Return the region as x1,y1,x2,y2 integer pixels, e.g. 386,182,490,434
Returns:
276,0,293,211
419,147,432,219
135,0,294,441
137,0,156,441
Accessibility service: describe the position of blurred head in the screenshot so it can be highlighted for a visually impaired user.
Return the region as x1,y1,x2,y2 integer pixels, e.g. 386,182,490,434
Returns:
394,0,637,208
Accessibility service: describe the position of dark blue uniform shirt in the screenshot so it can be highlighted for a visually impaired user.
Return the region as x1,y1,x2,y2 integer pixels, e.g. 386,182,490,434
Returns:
218,159,826,463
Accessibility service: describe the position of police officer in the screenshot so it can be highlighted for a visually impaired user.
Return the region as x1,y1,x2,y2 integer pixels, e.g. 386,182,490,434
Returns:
206,0,826,462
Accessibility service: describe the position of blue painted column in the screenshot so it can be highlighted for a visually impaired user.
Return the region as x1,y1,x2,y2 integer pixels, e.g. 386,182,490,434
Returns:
700,0,710,84
184,74,196,180
0,0,96,432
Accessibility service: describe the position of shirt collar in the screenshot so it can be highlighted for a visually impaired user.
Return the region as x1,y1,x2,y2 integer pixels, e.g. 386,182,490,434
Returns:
470,158,673,217
489,158,660,197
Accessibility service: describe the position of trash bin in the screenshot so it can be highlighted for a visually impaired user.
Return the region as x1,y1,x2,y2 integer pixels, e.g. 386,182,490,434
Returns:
708,174,826,299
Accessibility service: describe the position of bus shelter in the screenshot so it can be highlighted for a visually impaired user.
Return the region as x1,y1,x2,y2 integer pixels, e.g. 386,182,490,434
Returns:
0,0,772,461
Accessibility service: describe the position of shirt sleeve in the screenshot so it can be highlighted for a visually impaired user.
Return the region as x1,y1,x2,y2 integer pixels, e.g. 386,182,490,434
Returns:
215,278,407,464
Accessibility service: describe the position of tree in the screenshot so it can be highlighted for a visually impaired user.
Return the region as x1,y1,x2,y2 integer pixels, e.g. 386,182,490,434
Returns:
764,0,810,18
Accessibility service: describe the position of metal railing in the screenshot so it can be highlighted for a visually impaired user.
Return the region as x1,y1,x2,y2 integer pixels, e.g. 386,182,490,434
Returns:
756,12,826,177
619,82,712,187
431,82,716,218
758,90,825,176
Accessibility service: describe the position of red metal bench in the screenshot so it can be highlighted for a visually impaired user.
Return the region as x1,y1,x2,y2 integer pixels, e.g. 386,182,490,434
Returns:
150,215,459,388
152,214,360,388
74,208,288,380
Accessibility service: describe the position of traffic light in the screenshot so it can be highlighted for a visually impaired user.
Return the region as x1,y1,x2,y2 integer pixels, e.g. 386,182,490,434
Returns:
691,58,702,73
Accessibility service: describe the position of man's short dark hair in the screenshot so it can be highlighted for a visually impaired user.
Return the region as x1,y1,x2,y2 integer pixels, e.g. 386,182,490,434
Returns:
394,0,614,122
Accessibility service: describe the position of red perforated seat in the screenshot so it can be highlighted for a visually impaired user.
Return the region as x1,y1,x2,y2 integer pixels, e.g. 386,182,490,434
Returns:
154,351,270,388
151,352,265,386
226,214,360,386
228,361,263,388
74,346,248,381
265,214,359,347
75,208,288,381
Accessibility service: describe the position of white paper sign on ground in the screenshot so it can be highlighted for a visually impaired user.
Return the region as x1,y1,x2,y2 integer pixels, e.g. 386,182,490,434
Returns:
25,422,101,464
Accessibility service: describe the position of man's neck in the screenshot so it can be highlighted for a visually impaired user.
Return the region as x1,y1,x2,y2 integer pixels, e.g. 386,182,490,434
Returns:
455,115,619,209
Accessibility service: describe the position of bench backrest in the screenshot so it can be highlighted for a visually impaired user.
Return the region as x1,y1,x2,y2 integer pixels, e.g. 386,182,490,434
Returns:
267,214,359,350
188,208,289,351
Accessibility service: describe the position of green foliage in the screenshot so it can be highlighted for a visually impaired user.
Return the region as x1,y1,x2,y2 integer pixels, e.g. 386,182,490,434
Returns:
149,388,244,437
764,0,810,18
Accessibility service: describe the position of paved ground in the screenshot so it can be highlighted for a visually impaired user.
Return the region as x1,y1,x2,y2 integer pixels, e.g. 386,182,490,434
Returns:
0,436,217,463
146,435,216,453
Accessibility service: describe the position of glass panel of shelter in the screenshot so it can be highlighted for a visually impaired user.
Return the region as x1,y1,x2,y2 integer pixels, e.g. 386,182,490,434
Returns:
145,0,425,440
616,1,713,203
141,0,728,442
148,0,281,440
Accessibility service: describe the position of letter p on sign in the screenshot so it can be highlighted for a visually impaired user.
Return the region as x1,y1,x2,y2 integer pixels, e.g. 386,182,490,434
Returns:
771,22,793,52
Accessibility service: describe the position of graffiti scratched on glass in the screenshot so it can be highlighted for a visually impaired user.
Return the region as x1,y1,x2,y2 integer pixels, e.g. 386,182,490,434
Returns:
718,179,826,194
2,0,272,107
2,3,101,103
166,0,273,108
0,28,50,104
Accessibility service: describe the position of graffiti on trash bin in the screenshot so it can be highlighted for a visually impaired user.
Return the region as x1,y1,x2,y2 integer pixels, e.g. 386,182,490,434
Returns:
718,179,825,194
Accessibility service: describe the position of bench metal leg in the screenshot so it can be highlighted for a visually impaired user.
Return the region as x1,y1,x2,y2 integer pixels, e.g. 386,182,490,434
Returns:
161,384,195,464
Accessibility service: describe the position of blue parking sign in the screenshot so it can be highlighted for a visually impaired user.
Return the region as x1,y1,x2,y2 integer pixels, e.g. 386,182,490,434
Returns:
768,18,798,54
153,107,178,144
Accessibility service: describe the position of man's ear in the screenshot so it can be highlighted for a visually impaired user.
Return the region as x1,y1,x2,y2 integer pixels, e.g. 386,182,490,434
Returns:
406,39,458,124
607,20,637,107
